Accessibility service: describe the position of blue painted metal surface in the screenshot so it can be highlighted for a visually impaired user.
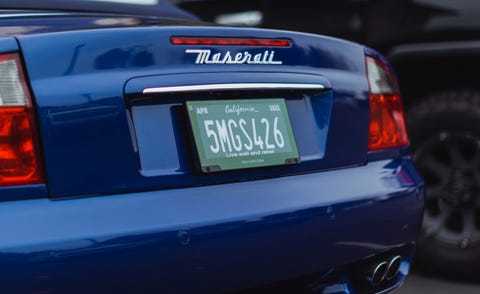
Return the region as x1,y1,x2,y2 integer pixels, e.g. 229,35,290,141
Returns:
0,0,199,20
0,36,18,53
0,14,201,36
17,26,370,198
0,158,423,293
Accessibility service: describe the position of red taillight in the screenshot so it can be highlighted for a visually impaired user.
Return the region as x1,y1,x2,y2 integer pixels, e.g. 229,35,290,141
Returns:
170,36,291,47
0,53,43,186
366,56,409,151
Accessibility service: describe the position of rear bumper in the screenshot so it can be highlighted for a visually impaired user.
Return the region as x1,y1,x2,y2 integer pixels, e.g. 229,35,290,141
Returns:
0,158,423,293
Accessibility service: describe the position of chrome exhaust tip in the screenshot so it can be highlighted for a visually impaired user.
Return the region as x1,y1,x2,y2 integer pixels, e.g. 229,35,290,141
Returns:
386,255,402,280
369,261,388,286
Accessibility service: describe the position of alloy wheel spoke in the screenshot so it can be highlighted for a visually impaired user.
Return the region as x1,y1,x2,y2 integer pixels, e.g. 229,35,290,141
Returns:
423,206,452,238
460,209,478,248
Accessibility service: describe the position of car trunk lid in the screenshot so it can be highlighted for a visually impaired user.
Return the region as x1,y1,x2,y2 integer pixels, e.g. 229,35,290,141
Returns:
15,25,369,198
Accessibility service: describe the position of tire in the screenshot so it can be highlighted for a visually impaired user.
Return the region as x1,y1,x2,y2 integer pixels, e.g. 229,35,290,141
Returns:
406,90,480,280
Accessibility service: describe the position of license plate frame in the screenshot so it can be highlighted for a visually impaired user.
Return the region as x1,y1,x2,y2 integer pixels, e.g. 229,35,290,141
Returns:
186,98,300,173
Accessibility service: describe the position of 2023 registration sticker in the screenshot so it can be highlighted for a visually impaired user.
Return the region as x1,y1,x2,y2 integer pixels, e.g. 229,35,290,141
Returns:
186,99,300,172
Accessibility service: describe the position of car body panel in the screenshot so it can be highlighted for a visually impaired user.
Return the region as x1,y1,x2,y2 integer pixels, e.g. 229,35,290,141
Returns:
0,158,423,293
14,25,371,198
0,13,203,37
0,0,199,20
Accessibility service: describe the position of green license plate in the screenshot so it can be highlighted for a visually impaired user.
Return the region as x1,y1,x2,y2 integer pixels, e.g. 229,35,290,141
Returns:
186,98,300,173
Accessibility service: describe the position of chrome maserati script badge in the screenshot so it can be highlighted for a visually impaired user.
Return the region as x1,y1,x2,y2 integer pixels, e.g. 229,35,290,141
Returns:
185,49,282,65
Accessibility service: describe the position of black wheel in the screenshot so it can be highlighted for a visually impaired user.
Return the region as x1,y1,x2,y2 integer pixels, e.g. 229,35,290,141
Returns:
407,90,480,279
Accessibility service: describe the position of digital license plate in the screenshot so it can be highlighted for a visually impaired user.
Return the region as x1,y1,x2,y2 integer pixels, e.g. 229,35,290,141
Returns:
186,98,300,173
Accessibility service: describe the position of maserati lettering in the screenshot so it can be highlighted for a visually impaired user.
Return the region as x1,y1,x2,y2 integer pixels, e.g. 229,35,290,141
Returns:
185,49,283,65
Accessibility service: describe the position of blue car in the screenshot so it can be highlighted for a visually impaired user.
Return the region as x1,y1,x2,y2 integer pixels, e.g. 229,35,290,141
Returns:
0,0,423,293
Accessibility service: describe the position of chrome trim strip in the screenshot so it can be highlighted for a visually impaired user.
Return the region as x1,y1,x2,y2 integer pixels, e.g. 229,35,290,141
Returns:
142,83,325,94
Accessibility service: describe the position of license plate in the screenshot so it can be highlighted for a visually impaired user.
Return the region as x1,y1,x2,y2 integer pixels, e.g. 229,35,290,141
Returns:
186,99,300,172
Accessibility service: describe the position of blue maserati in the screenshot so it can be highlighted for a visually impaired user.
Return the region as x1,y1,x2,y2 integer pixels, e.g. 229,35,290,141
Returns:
0,0,424,293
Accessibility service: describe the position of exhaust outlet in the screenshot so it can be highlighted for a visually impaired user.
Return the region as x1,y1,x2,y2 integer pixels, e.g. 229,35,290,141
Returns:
386,255,402,280
369,261,388,286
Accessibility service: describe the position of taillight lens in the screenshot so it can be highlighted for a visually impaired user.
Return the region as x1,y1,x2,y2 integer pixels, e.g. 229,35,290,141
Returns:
0,53,43,186
366,56,409,151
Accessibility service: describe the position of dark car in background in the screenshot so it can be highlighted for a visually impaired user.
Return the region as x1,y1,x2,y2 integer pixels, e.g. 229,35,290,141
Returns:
0,0,424,293
171,0,480,280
